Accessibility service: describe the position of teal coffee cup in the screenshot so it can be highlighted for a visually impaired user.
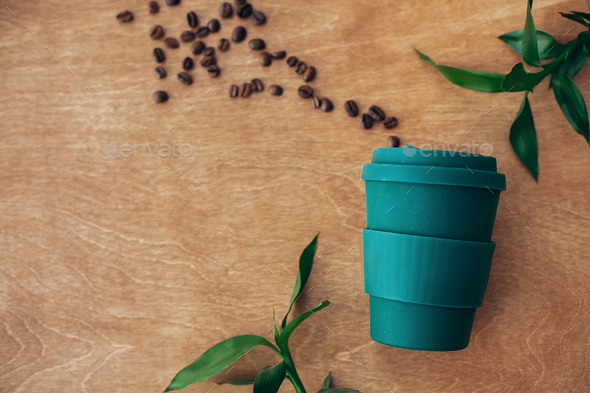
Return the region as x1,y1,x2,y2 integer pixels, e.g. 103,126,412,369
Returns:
360,148,506,351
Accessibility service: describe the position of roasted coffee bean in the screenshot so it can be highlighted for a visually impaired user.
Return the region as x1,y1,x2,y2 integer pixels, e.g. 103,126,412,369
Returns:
208,19,221,33
150,25,164,40
187,11,198,27
387,135,400,147
116,10,133,23
234,0,246,5
241,82,252,98
303,66,316,82
320,98,334,112
180,30,196,42
286,56,298,67
312,96,321,109
153,47,165,63
153,90,168,103
269,85,283,96
195,26,209,38
271,51,286,59
384,117,398,130
190,41,206,55
229,84,239,98
154,66,166,79
251,78,264,92
368,105,385,121
236,3,253,18
166,0,180,5
248,38,265,50
232,26,247,42
260,52,271,66
344,100,359,117
218,38,230,51
207,65,220,77
250,10,266,25
177,72,193,85
149,1,159,14
360,114,374,129
164,37,179,48
220,3,233,18
203,47,215,57
182,57,194,70
298,85,313,99
295,61,307,74
200,56,216,67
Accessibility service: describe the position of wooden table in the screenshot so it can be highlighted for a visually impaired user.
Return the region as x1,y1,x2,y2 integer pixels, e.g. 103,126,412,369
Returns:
1,0,590,391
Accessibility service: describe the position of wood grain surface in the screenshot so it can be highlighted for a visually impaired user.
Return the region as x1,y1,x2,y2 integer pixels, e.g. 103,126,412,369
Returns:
1,0,590,392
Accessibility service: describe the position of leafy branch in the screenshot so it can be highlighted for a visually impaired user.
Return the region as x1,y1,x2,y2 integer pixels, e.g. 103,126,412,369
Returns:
164,234,360,393
415,0,590,181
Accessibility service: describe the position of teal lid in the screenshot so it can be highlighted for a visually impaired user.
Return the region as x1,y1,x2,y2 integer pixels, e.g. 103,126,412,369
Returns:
361,148,506,191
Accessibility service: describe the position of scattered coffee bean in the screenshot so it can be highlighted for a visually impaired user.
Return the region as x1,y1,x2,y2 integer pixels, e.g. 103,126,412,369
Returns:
286,56,298,67
320,98,334,112
368,105,385,121
164,37,179,48
154,66,166,79
153,47,165,63
236,3,253,18
218,38,230,51
187,11,199,27
269,85,283,96
208,19,221,33
361,114,374,129
251,78,264,92
344,100,359,117
150,25,164,40
177,71,193,85
384,117,398,130
220,2,233,18
208,65,220,77
166,0,180,5
241,82,252,98
195,26,209,38
149,1,159,14
201,56,216,67
303,66,316,82
191,41,206,55
153,90,168,103
250,10,266,25
182,57,194,70
271,51,286,59
202,47,214,57
312,96,321,109
235,0,247,5
295,61,307,74
180,30,196,42
298,85,313,99
229,84,239,98
260,52,271,66
116,10,133,23
249,38,265,50
232,26,247,42
387,135,400,147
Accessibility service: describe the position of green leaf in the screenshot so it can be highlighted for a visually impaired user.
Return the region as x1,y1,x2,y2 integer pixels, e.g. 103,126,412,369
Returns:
215,380,255,385
563,45,587,78
571,11,590,22
281,234,319,329
498,29,566,59
552,68,590,143
322,372,331,389
318,389,361,393
510,92,539,181
413,48,505,93
560,12,590,28
164,335,279,392
522,0,541,66
253,362,287,393
577,31,590,57
502,63,550,92
279,301,330,349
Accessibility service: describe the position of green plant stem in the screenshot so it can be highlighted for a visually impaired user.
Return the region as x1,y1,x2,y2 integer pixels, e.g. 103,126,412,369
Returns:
285,364,306,393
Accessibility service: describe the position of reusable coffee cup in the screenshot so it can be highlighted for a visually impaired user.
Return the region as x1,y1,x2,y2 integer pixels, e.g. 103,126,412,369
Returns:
360,148,506,351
